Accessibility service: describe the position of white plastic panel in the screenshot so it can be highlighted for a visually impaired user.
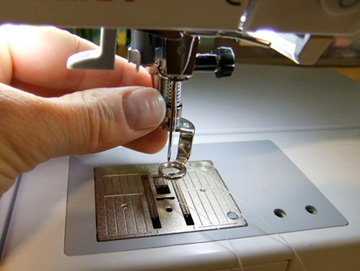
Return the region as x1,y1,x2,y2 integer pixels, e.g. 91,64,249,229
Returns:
0,0,246,31
1,65,360,271
243,0,360,35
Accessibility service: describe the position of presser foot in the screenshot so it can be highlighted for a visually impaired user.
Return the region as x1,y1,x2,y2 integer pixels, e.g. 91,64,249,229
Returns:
159,117,195,180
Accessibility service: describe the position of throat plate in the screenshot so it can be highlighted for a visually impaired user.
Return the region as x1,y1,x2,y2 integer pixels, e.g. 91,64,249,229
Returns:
94,160,246,241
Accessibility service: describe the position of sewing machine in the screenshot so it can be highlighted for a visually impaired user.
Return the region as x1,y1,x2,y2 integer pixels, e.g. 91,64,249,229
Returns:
1,1,360,270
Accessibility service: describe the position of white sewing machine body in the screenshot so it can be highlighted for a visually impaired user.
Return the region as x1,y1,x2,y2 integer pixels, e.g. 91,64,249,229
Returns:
1,1,360,270
0,64,359,271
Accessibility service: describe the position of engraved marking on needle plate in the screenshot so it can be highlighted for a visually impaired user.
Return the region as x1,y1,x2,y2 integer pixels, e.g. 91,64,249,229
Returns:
94,161,246,241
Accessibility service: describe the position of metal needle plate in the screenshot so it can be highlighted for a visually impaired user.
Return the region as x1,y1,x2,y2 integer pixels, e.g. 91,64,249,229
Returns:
94,160,246,241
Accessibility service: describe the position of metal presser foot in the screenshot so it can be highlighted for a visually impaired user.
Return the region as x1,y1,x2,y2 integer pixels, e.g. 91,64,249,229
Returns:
128,31,201,180
157,78,195,180
158,116,195,180
127,29,236,179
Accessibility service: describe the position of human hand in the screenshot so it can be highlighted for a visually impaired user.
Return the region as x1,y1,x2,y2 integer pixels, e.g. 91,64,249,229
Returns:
0,25,167,195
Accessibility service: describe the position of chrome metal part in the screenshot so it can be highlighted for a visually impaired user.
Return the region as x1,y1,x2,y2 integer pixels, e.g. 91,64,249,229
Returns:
129,30,236,170
157,76,195,168
131,31,199,168
167,80,182,162
158,161,187,180
160,117,195,166
186,29,271,48
94,160,246,241
175,117,195,163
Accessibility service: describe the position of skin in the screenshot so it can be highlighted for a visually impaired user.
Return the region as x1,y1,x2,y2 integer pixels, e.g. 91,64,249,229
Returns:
0,25,167,195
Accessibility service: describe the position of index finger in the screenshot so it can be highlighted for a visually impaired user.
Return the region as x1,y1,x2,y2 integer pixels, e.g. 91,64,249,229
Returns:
1,25,152,91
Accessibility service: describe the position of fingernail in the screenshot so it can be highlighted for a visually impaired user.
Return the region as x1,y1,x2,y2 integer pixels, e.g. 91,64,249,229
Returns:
123,88,166,130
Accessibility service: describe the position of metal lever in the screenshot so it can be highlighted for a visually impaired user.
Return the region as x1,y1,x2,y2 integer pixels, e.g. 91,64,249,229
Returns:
67,28,118,70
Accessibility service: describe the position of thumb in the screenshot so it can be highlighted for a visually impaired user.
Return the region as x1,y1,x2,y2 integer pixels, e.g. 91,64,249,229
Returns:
49,86,167,156
0,85,166,183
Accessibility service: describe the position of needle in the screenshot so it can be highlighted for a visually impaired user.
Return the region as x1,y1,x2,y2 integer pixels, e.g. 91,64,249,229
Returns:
167,81,178,162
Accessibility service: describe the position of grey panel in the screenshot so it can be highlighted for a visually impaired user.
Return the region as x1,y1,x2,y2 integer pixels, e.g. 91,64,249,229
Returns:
65,140,348,256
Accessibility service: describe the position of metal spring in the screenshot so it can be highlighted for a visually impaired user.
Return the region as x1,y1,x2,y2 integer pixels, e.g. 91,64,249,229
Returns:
163,79,182,107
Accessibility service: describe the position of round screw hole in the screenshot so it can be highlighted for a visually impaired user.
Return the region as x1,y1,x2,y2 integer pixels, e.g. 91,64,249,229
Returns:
274,208,287,218
305,205,318,215
165,206,173,212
